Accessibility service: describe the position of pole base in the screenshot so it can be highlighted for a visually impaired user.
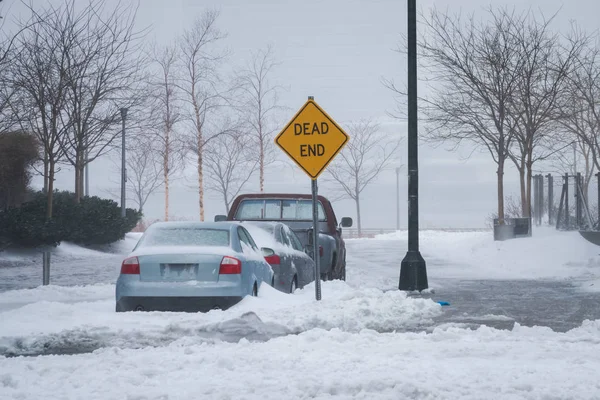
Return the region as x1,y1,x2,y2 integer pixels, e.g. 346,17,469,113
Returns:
399,250,428,291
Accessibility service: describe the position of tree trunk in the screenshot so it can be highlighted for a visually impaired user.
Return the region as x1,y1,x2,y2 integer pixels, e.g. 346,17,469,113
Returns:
525,152,533,218
197,135,204,221
74,157,82,203
259,135,264,193
518,161,526,217
497,156,505,224
224,192,229,215
79,165,84,199
46,161,55,220
43,149,49,194
355,195,362,237
164,132,170,222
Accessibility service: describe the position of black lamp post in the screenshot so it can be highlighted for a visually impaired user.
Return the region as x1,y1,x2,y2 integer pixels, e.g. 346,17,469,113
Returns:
120,107,128,218
399,0,428,291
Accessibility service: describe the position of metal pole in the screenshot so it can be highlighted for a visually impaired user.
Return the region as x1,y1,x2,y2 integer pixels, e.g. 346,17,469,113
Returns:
311,179,322,301
539,175,544,226
120,108,128,218
308,96,322,301
533,175,539,225
573,142,577,175
42,251,50,285
84,149,89,197
564,173,570,228
84,121,89,197
396,167,400,230
576,172,582,229
556,184,566,230
547,174,553,225
399,0,428,292
596,172,600,229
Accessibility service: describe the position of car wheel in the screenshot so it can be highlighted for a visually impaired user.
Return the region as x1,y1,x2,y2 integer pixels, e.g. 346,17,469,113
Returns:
341,263,346,281
252,283,258,297
330,255,338,280
271,277,275,287
290,276,297,294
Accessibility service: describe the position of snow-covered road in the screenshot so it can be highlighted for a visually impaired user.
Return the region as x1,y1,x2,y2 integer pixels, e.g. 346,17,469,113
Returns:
2,228,600,399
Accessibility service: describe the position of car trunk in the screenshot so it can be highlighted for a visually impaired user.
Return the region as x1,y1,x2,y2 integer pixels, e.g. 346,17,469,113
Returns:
137,253,224,282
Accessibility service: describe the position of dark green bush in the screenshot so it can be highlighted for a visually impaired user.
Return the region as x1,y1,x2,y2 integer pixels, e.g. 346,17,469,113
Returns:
0,190,142,248
65,196,141,245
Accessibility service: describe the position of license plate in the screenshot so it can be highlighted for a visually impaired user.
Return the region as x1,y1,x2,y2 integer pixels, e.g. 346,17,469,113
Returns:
160,264,199,279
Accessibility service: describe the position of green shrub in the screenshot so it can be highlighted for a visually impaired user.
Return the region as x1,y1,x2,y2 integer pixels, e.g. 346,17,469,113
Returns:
66,196,141,245
0,190,142,248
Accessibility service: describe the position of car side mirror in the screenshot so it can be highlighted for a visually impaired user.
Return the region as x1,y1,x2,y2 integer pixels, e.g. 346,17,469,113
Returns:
341,217,353,228
261,247,275,257
214,215,227,222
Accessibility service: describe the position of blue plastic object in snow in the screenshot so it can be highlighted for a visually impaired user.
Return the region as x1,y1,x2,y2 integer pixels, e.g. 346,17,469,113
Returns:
437,301,450,306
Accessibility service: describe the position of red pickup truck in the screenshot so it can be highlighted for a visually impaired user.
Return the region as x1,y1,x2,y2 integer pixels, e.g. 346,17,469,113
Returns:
215,193,353,280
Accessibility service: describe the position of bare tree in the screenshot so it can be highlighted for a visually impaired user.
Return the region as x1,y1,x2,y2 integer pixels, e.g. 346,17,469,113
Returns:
9,4,74,218
387,7,524,224
237,45,282,192
148,42,183,221
0,7,26,131
125,137,163,213
204,123,258,213
563,38,600,199
506,12,587,217
325,119,400,236
56,0,146,202
179,10,227,221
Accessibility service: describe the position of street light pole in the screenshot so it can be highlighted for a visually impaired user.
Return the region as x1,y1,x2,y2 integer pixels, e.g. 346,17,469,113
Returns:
84,121,89,197
399,0,428,291
120,107,128,218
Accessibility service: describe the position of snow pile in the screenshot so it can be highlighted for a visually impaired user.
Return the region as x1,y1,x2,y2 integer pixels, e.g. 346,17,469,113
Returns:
2,321,600,399
0,232,141,263
0,281,442,356
370,227,600,282
0,283,113,308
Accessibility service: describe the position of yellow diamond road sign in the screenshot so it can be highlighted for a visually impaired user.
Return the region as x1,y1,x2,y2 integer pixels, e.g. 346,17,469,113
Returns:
275,99,349,180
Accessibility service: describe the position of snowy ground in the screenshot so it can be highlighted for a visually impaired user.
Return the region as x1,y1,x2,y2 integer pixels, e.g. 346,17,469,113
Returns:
2,228,600,399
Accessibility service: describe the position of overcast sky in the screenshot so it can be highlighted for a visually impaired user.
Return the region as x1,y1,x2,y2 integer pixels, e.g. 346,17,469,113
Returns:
2,0,599,229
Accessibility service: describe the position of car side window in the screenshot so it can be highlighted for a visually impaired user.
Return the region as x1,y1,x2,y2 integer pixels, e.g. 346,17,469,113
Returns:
278,226,290,246
238,227,258,252
288,230,303,252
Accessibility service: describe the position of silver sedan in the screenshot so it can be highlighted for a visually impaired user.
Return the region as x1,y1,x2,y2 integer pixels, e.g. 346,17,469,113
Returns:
243,221,316,293
115,221,274,312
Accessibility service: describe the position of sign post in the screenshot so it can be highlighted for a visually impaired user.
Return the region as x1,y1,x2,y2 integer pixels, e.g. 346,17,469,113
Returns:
275,96,349,300
311,178,321,300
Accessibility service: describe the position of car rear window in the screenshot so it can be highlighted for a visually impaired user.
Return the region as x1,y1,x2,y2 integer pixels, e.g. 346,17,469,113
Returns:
235,199,326,221
137,228,230,248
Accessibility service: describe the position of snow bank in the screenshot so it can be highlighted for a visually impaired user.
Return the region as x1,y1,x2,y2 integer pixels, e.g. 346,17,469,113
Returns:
0,232,141,263
2,321,600,399
368,227,600,282
0,281,442,355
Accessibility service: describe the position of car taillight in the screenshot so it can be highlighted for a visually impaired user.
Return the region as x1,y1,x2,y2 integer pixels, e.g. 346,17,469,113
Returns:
319,246,323,257
121,256,140,274
264,254,281,265
219,256,241,274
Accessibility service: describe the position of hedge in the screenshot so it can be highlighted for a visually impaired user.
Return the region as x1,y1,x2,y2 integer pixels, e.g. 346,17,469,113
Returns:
0,191,141,248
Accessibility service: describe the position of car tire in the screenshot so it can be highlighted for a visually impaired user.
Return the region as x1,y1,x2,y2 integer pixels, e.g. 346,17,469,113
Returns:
341,263,346,281
330,254,338,280
290,276,297,294
252,283,258,297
